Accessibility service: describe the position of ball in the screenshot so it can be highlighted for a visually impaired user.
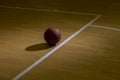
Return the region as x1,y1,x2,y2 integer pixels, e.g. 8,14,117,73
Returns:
44,28,61,46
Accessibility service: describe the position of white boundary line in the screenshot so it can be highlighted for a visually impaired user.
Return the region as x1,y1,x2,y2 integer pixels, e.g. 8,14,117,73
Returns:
90,25,120,32
12,14,101,80
0,5,99,16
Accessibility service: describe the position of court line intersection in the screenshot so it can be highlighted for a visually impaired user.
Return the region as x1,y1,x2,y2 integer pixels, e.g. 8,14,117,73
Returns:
0,5,103,80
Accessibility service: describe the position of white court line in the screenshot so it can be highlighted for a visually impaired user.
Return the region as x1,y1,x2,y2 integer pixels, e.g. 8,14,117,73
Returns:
12,14,101,80
0,5,99,16
91,25,120,32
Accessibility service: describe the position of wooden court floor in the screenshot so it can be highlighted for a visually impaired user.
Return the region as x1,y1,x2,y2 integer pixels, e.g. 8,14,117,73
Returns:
0,1,120,80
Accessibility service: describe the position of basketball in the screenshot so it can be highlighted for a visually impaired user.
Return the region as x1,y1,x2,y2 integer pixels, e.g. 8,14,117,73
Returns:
44,28,61,46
